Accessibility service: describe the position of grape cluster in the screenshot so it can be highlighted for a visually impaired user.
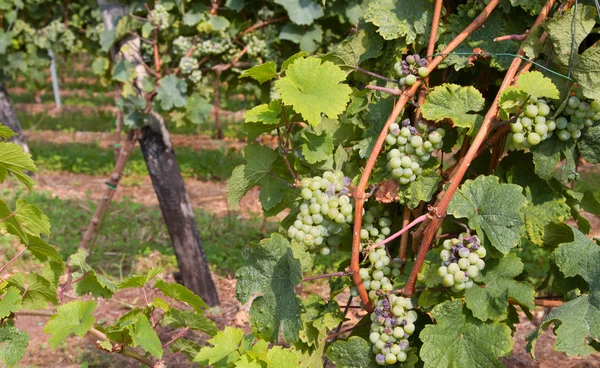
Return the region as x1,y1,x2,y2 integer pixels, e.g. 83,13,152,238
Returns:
241,27,278,60
149,4,170,30
394,55,429,86
286,171,353,255
360,204,392,250
369,296,417,365
179,57,199,75
554,96,600,141
173,36,193,56
510,99,555,147
437,233,486,292
358,249,402,300
189,70,203,84
385,120,445,185
457,0,489,18
194,35,235,56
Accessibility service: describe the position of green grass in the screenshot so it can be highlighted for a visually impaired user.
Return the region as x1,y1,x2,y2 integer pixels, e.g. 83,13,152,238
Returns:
29,141,244,181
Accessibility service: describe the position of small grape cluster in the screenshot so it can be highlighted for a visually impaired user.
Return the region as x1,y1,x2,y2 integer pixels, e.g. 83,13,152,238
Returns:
286,171,353,255
194,35,235,56
385,120,445,185
458,0,489,18
149,4,170,30
394,55,429,86
554,96,600,141
173,36,193,56
358,249,402,300
189,70,203,84
510,99,554,147
369,296,417,365
437,233,486,292
360,204,392,249
179,57,199,75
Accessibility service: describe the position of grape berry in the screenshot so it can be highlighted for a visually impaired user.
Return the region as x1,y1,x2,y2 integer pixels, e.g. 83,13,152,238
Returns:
437,233,486,292
394,54,429,86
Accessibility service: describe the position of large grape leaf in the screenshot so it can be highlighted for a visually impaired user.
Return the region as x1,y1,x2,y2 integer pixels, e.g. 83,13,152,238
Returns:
274,0,323,25
14,199,50,237
154,279,209,311
156,75,187,111
0,288,21,319
274,57,352,127
420,300,513,368
235,234,303,344
44,300,96,348
301,131,333,164
447,175,527,254
421,84,485,130
364,0,431,42
326,336,378,368
521,199,570,245
323,24,383,70
527,225,600,357
163,309,218,337
194,326,246,366
0,325,28,367
118,267,162,289
239,62,278,84
69,249,116,298
465,254,535,321
185,93,213,124
531,138,578,182
128,314,163,358
6,272,58,310
570,45,600,102
515,71,559,100
0,142,36,189
579,124,600,164
27,236,64,266
245,101,283,125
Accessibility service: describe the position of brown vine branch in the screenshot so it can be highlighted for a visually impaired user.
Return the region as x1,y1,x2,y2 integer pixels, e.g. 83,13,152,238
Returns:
494,32,529,42
351,0,503,312
237,16,289,39
0,247,26,276
402,0,557,297
365,85,401,95
303,271,348,282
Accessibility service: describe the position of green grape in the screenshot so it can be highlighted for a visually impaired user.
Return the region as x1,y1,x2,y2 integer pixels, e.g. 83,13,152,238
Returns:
149,4,170,30
438,232,486,291
405,74,417,85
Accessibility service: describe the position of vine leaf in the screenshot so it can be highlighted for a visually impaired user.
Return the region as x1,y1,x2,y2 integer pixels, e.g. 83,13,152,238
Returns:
465,254,535,321
280,24,323,53
326,336,379,368
69,249,116,298
323,24,383,70
6,272,58,310
235,234,303,344
245,101,282,125
364,0,431,42
0,142,37,189
194,326,245,366
527,225,600,357
274,57,352,127
515,71,559,100
400,169,442,210
420,300,513,367
299,295,343,347
0,325,28,366
170,338,202,361
14,199,50,237
154,279,209,311
185,93,213,124
275,0,323,25
0,288,21,319
301,131,334,164
570,45,600,101
531,138,578,182
128,314,163,358
0,125,16,140
521,199,570,245
44,300,96,348
156,75,188,111
163,309,219,337
27,236,64,265
239,62,278,83
579,125,600,164
421,84,485,131
118,267,162,289
447,175,527,254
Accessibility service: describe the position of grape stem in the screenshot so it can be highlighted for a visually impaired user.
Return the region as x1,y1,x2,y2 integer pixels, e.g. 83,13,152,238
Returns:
494,32,529,42
0,247,26,278
355,67,398,84
364,85,401,96
402,0,558,298
303,271,348,282
350,0,503,312
236,16,289,39
365,214,429,255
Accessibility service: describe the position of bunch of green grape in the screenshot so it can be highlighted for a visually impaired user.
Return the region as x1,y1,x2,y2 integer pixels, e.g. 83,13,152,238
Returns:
385,120,445,185
149,4,170,30
554,96,600,141
194,35,235,56
357,249,403,300
173,36,193,56
437,233,486,292
189,70,203,84
360,204,392,249
286,171,353,255
179,57,199,75
394,55,429,86
369,296,417,365
510,98,555,147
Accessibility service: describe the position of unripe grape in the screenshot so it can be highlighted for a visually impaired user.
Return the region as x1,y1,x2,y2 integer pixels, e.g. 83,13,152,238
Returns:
418,67,429,77
527,132,541,145
467,265,479,278
525,104,538,118
442,274,455,287
405,74,417,85
568,96,580,108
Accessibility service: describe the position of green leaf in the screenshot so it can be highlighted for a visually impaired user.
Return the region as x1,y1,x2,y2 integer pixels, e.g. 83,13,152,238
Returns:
44,300,96,348
163,309,218,336
274,0,323,25
194,326,245,366
281,52,308,72
236,234,303,343
400,169,442,209
364,0,431,42
323,24,383,70
118,267,162,289
465,254,535,321
274,57,352,127
0,288,21,319
552,225,600,290
14,199,50,237
186,93,213,124
280,24,323,52
208,15,230,31
0,142,37,189
69,249,116,298
515,71,559,100
225,0,244,11
129,314,163,358
112,59,134,83
154,279,209,312
498,86,529,120
301,131,333,164
265,345,301,367
99,30,115,52
531,138,577,182
421,84,485,130
326,336,378,368
447,175,527,254
245,101,282,125
156,75,187,111
0,125,16,140
27,235,64,265
0,325,28,367
170,338,202,361
7,273,58,310
239,62,278,84
299,295,343,346
579,124,600,164
420,300,513,368
570,44,600,101
522,199,570,245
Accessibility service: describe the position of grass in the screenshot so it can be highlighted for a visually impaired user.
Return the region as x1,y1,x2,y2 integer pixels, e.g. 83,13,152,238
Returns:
29,141,244,181
1,188,343,281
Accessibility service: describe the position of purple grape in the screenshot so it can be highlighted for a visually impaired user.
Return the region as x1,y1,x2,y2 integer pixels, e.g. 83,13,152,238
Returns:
400,319,407,326
385,317,392,326
383,299,390,309
385,327,393,335
418,58,428,67
391,318,398,326
471,243,480,250
443,261,450,266
409,126,417,135
391,128,400,136
377,316,386,324
376,354,385,364
339,188,349,195
375,307,383,316
402,119,411,127
413,54,420,61
412,69,418,75
398,340,409,350
325,186,336,196
385,341,393,348
342,176,352,186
